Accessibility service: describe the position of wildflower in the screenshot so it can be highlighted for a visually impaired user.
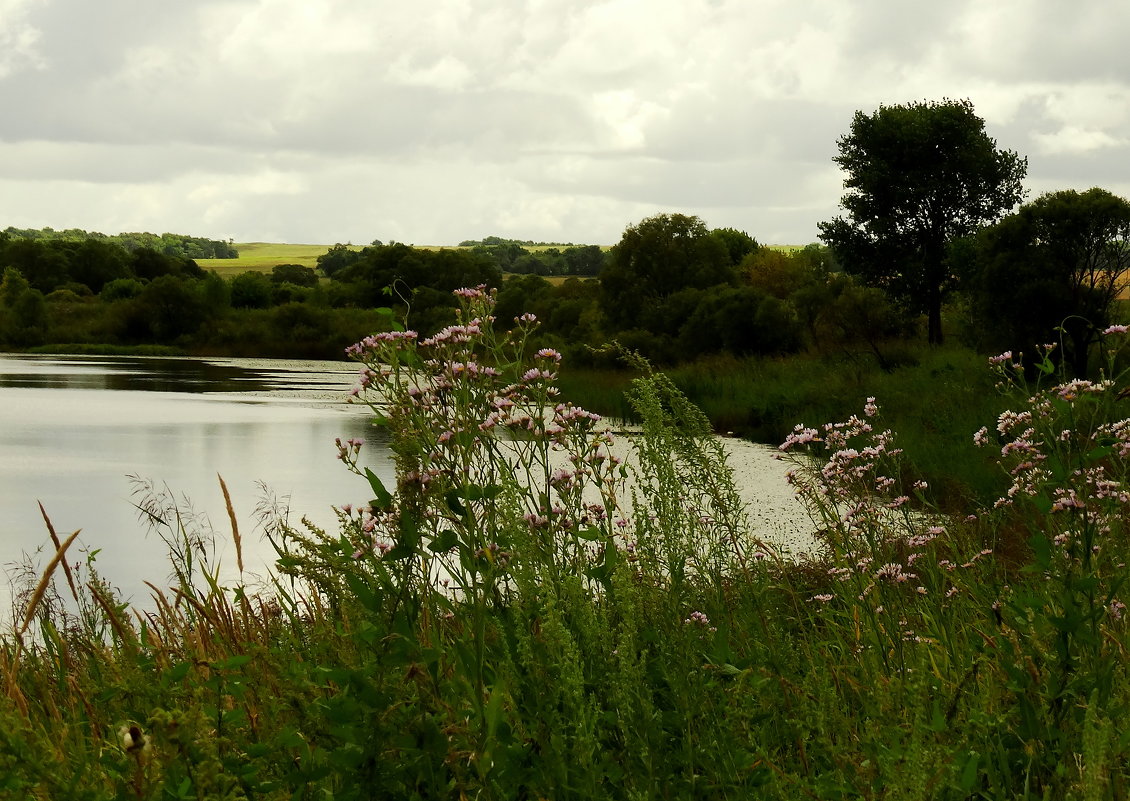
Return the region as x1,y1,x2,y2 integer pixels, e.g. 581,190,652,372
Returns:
684,611,714,631
810,593,835,602
988,350,1013,366
1103,324,1128,335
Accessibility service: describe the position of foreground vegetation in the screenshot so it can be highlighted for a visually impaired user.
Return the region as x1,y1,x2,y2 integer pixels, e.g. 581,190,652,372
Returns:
4,289,1130,799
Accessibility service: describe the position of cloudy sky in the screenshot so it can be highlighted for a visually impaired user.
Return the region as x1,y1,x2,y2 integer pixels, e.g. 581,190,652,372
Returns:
1,0,1127,247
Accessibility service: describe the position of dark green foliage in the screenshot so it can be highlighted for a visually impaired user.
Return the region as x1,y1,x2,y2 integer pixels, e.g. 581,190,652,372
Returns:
678,286,802,358
135,275,211,342
962,187,1130,375
0,266,48,346
487,243,607,277
100,277,145,302
269,263,320,287
328,243,501,321
63,239,133,293
819,98,1027,344
229,270,273,309
709,226,761,266
2,225,237,258
270,302,331,349
315,243,364,279
601,213,736,331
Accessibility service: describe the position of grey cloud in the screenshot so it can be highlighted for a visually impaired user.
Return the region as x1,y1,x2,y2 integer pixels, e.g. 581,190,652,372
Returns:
0,0,1128,247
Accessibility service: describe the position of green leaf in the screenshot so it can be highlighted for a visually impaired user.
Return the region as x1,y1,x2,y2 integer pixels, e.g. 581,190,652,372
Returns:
1086,445,1113,462
461,483,503,501
1029,531,1052,570
385,511,422,560
167,661,192,683
575,527,604,542
444,490,467,517
958,751,980,792
215,654,253,671
428,529,459,552
365,468,393,511
485,681,507,739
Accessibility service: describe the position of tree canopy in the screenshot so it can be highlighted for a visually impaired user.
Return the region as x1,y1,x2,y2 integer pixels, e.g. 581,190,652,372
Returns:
819,98,1027,344
599,213,737,330
964,187,1130,375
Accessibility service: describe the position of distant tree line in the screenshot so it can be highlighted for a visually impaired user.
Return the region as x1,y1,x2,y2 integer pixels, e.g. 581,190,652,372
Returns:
458,236,580,248
0,233,385,358
4,99,1129,377
0,232,206,295
3,226,238,260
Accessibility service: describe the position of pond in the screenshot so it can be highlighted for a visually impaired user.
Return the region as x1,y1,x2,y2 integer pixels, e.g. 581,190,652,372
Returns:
0,353,814,617
0,353,392,612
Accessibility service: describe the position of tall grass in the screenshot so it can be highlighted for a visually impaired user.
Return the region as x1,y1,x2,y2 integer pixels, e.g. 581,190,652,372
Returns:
562,345,1010,511
3,293,1130,798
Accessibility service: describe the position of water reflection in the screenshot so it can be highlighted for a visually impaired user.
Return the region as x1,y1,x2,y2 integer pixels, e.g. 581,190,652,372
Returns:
0,353,358,395
0,354,391,612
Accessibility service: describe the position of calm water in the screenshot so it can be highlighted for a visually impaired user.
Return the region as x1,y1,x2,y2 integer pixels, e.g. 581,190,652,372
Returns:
0,354,393,610
0,353,814,616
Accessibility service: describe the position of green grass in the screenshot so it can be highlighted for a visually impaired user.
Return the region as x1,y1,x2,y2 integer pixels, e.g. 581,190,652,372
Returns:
560,344,1010,511
5,303,1130,798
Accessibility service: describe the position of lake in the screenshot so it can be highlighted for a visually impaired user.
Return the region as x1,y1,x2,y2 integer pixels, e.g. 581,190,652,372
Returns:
0,353,813,616
0,353,393,612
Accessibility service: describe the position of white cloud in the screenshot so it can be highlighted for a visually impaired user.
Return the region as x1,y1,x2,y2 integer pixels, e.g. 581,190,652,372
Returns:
0,0,1127,245
1033,126,1127,156
0,0,46,78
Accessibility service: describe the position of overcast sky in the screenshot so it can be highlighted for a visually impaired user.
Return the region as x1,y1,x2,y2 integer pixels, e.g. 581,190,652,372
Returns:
1,0,1127,247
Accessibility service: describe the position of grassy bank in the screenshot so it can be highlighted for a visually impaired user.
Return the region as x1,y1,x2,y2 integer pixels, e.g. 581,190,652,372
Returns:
560,343,1010,511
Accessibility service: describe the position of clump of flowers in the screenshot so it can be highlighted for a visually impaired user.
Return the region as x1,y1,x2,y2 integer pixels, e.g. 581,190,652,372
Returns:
339,286,628,599
980,334,1130,580
778,397,982,671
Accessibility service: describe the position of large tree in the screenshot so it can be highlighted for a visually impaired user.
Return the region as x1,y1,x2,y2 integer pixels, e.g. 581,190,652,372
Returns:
819,99,1027,344
966,187,1130,375
599,213,735,331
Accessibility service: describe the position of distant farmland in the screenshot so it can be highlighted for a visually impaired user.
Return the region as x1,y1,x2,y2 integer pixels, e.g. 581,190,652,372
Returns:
195,243,360,276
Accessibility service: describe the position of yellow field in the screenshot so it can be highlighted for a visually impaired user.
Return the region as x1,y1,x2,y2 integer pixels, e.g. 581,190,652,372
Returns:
196,242,358,276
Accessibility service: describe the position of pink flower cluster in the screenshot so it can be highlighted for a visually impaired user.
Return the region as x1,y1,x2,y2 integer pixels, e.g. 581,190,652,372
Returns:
341,287,626,577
